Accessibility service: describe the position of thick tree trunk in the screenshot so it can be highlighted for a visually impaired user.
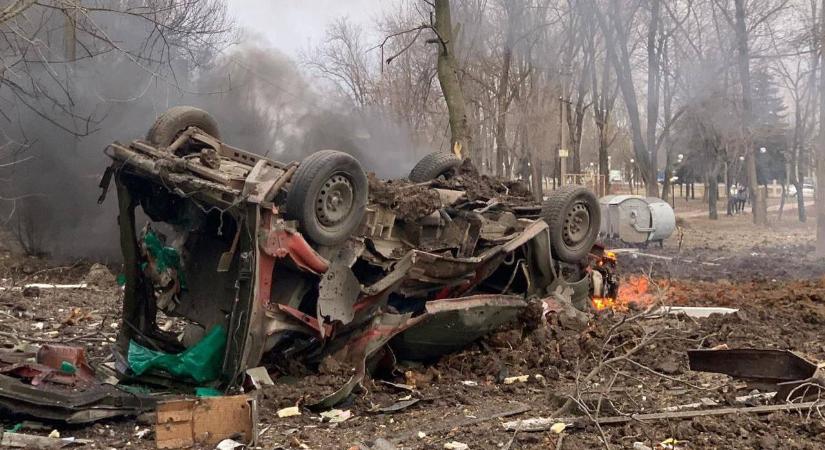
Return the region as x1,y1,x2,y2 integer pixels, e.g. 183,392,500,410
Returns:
734,0,768,226
568,97,586,174
494,46,512,177
434,0,471,158
645,0,661,198
708,163,719,220
592,3,653,195
817,0,825,256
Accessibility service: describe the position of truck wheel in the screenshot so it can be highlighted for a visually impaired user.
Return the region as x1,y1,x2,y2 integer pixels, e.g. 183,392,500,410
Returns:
146,106,221,148
286,150,368,246
408,152,462,182
541,185,601,263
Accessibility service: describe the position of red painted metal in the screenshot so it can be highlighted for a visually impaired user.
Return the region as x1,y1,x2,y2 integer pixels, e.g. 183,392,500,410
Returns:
277,304,333,337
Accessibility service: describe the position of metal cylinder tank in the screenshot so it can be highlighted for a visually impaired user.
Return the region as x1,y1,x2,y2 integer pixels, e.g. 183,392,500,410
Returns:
645,198,676,242
598,195,675,244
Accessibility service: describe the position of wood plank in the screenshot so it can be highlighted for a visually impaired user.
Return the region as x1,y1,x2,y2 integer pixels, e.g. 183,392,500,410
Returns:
155,395,256,449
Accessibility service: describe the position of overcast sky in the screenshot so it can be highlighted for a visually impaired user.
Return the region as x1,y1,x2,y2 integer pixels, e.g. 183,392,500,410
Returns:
228,0,386,57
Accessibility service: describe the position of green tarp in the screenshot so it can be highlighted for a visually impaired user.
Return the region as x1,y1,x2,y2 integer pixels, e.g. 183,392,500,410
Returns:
127,325,226,383
142,229,186,288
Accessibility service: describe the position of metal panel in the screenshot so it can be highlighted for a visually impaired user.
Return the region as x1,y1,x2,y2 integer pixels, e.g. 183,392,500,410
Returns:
648,200,676,241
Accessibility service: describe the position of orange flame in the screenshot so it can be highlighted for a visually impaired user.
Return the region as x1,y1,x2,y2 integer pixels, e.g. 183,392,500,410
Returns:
593,275,660,312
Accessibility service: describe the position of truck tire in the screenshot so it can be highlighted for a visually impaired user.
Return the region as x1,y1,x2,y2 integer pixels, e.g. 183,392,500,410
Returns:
408,152,462,182
146,106,221,147
541,185,601,263
286,150,368,246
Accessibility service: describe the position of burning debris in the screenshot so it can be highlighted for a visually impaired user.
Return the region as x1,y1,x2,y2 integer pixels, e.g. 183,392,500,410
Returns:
592,275,667,312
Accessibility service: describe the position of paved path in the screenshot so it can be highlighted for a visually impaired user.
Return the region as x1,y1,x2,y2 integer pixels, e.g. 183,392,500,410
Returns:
675,200,815,219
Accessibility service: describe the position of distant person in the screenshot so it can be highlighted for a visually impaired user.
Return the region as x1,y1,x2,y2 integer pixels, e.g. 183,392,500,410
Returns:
727,185,737,215
735,186,747,214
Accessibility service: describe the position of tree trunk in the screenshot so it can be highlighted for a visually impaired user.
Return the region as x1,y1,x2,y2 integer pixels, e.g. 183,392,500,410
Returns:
817,0,825,256
734,0,768,226
527,128,542,201
660,36,673,202
434,0,471,158
708,164,719,220
790,97,806,222
645,0,661,198
568,97,586,174
592,2,653,195
494,46,512,177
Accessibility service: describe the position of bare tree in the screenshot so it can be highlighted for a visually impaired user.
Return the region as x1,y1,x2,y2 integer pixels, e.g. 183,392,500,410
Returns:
1,1,234,136
433,0,472,157
734,0,769,225
303,18,374,108
0,0,235,255
589,0,664,197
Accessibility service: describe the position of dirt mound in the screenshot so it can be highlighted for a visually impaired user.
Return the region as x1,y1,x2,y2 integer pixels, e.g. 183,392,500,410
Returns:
84,263,117,288
432,158,535,204
367,158,535,222
367,174,441,222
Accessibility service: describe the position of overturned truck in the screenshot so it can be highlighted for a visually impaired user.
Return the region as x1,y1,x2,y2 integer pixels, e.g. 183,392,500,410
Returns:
101,106,616,405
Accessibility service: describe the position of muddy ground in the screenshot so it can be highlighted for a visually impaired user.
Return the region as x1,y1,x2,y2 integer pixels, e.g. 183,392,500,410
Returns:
1,212,825,449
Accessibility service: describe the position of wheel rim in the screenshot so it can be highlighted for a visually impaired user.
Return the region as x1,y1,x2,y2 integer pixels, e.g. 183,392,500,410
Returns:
316,173,354,227
563,201,591,247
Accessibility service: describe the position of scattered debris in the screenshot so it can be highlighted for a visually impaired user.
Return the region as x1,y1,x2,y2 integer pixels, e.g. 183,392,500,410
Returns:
277,406,301,418
0,352,156,423
245,366,275,390
653,306,739,318
135,428,152,439
502,374,544,385
320,409,352,423
0,431,91,449
376,398,420,413
2,283,89,292
216,438,246,450
443,441,469,450
502,375,529,384
502,400,825,431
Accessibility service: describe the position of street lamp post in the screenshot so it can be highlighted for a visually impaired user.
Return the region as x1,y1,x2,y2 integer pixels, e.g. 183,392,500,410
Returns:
629,158,636,194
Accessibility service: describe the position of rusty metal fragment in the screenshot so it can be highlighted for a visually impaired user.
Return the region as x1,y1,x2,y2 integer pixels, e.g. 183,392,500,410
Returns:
393,295,527,360
688,348,820,401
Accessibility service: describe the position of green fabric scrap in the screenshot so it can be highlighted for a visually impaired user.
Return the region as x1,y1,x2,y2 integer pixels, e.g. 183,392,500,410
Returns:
60,361,76,374
195,387,223,397
142,229,186,288
127,325,226,383
6,423,22,433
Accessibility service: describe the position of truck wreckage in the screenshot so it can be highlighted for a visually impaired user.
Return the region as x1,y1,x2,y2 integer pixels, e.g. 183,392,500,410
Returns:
1,106,618,421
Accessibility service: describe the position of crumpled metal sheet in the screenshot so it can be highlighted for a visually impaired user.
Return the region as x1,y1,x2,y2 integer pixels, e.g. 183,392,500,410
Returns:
308,312,426,410
0,373,156,423
392,295,528,360
318,262,362,326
